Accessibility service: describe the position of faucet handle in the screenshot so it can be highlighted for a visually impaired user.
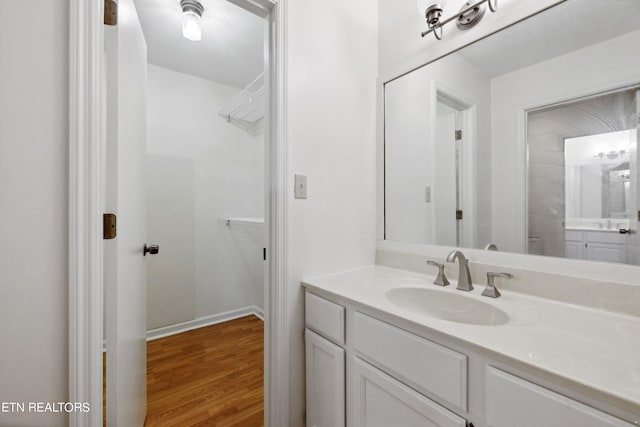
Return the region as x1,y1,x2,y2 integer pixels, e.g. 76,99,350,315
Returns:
482,272,513,298
427,261,450,287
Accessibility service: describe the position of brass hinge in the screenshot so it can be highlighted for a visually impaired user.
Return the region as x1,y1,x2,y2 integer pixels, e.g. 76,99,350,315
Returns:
456,210,463,220
455,130,462,141
103,213,117,240
105,0,118,26
637,210,640,222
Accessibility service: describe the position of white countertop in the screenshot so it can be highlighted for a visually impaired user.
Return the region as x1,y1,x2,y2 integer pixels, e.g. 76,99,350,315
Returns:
302,265,640,418
565,226,624,233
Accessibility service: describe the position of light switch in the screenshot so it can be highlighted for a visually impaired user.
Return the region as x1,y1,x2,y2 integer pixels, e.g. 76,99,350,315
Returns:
425,186,431,203
294,175,307,199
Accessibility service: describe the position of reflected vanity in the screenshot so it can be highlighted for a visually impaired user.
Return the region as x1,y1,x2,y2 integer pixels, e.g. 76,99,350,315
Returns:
383,0,640,265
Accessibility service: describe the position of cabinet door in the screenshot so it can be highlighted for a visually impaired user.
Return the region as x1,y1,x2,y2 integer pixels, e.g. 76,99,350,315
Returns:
350,358,467,427
305,329,345,427
586,242,626,263
486,367,633,427
564,240,583,259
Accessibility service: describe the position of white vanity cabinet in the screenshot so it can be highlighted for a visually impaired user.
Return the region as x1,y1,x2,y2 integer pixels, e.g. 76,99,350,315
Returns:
304,288,636,427
350,358,466,427
305,291,469,427
305,292,346,427
305,329,345,427
565,230,627,263
486,368,632,427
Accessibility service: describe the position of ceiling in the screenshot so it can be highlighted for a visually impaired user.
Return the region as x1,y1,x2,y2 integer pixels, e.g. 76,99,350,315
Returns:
457,0,640,78
134,0,264,89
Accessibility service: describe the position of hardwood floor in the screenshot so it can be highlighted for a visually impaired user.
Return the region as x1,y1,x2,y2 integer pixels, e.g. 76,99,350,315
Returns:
145,315,264,427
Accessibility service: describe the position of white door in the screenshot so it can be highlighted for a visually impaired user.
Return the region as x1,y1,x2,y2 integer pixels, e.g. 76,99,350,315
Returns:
105,0,148,425
627,90,640,265
433,102,457,247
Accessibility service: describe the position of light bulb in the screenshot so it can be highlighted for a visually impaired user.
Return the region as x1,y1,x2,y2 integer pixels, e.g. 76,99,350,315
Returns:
182,10,201,41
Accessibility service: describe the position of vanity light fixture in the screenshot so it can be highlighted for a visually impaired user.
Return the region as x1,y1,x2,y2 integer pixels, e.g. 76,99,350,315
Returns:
419,0,497,40
181,0,204,41
593,150,627,160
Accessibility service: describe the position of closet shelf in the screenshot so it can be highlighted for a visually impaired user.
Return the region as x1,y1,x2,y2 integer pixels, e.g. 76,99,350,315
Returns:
218,73,264,136
221,217,265,226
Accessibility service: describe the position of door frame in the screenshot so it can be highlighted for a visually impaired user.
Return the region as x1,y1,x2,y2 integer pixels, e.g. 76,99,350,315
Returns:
68,0,289,426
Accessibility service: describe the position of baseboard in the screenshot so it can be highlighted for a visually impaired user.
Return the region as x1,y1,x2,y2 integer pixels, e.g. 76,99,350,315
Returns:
146,305,265,341
253,306,265,321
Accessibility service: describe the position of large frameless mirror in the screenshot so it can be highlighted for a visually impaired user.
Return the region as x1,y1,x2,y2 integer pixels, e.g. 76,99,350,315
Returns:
383,0,640,265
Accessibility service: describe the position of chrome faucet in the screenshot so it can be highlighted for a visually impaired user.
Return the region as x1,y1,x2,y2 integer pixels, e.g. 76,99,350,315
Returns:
482,272,513,298
446,250,473,291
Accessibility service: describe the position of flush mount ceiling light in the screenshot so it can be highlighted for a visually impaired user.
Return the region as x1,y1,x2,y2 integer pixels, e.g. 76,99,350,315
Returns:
419,0,497,40
181,0,204,41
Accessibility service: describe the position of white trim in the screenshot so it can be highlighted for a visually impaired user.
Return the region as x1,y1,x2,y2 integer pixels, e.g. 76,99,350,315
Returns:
146,306,265,341
226,0,271,18
70,1,288,427
102,307,266,351
264,1,290,426
69,0,104,426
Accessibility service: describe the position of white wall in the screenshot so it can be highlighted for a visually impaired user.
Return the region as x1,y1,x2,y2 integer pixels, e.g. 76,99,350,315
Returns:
491,29,640,253
146,64,264,330
286,0,379,423
384,53,492,247
0,1,69,426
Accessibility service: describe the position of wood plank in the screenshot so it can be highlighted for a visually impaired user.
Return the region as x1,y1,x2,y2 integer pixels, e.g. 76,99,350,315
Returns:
145,315,264,427
105,315,264,426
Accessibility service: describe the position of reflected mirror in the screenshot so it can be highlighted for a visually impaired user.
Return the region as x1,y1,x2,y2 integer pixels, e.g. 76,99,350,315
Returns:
384,0,640,265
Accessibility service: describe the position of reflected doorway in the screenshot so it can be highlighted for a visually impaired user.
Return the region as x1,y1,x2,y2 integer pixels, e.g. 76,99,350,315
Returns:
527,87,640,264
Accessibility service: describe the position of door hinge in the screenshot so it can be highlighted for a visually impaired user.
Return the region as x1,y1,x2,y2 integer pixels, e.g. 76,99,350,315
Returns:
103,213,117,240
455,130,462,141
637,210,640,222
104,0,118,26
456,210,463,220
263,248,266,261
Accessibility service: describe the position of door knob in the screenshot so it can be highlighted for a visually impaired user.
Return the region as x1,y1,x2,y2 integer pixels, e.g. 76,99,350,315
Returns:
143,244,159,256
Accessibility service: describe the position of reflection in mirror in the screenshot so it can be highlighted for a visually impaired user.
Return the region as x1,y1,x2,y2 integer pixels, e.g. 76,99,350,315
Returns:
527,90,638,264
383,0,640,265
527,89,636,263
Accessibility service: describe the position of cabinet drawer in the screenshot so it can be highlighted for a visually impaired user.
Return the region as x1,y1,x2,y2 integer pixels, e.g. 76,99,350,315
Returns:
353,312,467,411
350,357,466,427
305,292,345,345
565,230,583,241
583,231,626,244
486,367,634,427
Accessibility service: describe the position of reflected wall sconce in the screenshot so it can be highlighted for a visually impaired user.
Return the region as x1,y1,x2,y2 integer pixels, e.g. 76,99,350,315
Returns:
181,0,204,41
593,150,627,160
419,0,498,40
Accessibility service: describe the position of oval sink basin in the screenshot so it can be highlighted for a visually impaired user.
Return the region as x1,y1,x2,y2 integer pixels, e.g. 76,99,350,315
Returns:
385,287,510,325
